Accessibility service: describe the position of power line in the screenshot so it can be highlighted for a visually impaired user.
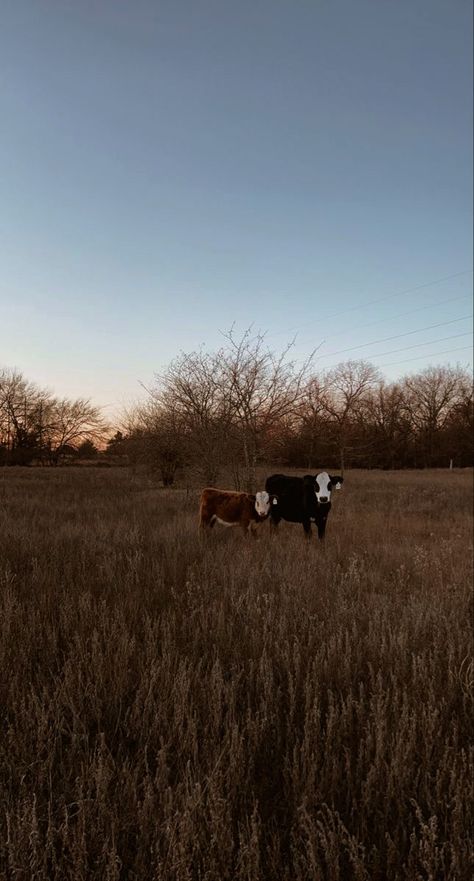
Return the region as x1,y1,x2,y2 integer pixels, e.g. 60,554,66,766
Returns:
316,315,473,359
271,269,473,339
322,269,472,322
344,331,472,361
326,293,470,340
375,346,472,369
381,346,473,368
313,334,473,372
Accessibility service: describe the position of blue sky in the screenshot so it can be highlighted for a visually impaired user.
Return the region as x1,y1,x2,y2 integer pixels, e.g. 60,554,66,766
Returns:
1,0,472,415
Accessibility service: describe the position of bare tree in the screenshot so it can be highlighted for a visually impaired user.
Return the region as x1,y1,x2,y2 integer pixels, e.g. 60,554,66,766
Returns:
125,400,185,485
143,330,316,489
442,383,473,466
402,365,471,467
41,398,107,465
321,360,380,473
220,328,315,489
0,369,51,464
296,375,331,470
362,381,411,469
150,349,233,484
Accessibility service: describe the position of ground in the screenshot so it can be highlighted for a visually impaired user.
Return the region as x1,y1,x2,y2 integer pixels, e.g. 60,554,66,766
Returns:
0,466,472,880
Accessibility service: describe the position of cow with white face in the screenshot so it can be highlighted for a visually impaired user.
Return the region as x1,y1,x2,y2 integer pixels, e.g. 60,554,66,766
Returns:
199,488,276,535
265,472,344,539
254,491,273,518
313,471,343,505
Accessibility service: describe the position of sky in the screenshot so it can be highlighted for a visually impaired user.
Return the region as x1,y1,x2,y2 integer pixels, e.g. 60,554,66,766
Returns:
0,0,472,418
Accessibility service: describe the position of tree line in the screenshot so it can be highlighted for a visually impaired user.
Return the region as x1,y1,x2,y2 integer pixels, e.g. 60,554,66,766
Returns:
119,330,472,488
2,330,472,482
0,368,105,466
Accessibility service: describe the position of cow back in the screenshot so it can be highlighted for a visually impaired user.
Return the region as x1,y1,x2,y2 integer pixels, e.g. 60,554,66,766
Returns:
265,474,302,496
265,474,319,520
200,488,255,522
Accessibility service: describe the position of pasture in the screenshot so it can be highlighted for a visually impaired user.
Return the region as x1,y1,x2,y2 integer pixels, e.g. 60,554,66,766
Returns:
0,466,472,880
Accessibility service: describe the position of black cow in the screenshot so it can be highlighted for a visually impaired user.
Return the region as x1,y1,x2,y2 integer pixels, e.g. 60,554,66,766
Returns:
265,471,344,539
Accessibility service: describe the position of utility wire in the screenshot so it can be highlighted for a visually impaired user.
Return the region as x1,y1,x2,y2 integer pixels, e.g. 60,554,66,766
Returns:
326,293,470,340
374,346,473,369
320,270,472,323
271,269,473,339
344,331,472,361
311,334,472,371
316,315,473,359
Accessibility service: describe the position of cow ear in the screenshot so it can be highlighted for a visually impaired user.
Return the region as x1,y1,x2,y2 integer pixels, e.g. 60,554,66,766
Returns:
330,475,343,489
303,475,315,484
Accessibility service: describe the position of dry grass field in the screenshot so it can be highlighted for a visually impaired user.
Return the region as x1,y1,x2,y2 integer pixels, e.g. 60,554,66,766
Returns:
0,466,472,881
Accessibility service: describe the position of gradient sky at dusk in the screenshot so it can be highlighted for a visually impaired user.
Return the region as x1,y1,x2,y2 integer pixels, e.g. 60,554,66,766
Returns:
1,0,472,415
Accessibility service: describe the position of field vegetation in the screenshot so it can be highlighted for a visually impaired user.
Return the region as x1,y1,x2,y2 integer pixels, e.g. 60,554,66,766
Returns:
0,466,472,880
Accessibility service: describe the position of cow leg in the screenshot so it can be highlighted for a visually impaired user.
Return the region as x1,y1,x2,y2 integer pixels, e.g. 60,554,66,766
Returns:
317,513,328,541
241,519,253,537
199,513,216,531
269,514,281,535
243,518,260,537
302,519,312,538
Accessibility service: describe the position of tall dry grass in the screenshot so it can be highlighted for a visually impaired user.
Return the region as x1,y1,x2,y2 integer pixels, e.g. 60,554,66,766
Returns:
0,466,472,880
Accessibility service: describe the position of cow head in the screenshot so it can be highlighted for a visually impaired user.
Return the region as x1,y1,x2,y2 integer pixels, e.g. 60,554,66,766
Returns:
305,472,344,505
254,491,277,518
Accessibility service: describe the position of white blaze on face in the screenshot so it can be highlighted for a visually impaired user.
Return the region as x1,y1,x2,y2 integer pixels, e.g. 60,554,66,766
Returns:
255,491,271,518
315,471,332,504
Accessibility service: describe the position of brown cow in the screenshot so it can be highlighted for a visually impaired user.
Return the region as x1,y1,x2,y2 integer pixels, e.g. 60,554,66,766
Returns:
199,488,276,535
